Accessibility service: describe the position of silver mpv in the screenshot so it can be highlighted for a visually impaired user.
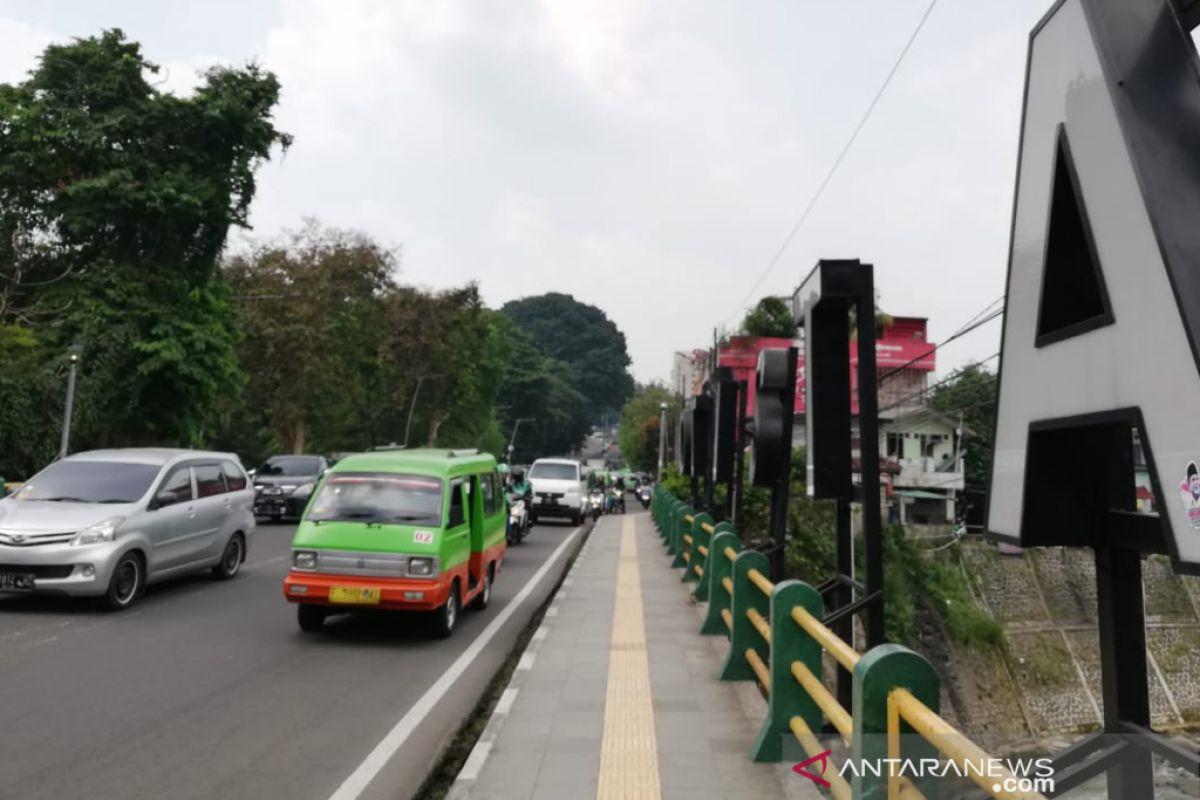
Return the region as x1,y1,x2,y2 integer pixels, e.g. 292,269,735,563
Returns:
0,449,256,610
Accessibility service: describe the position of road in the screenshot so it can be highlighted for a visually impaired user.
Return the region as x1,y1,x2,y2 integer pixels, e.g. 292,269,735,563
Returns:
0,519,584,800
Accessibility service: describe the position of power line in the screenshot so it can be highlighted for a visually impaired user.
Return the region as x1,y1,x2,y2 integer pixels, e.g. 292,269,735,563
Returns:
877,352,999,415
724,0,943,328
878,305,1004,385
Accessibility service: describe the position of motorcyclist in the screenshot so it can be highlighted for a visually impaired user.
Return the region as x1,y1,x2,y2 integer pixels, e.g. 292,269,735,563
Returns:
510,467,532,505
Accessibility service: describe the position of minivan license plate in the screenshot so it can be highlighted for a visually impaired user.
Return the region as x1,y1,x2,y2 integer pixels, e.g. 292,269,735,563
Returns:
0,573,34,592
329,586,381,604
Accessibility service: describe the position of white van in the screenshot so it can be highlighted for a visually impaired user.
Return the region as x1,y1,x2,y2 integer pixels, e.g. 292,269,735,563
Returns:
527,458,584,526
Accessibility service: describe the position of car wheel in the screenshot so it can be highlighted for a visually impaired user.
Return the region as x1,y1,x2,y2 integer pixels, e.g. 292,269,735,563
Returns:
473,567,493,610
211,534,244,580
103,552,143,612
433,581,459,638
297,604,326,632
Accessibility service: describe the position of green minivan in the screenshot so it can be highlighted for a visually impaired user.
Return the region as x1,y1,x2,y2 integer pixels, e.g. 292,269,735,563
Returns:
282,448,507,637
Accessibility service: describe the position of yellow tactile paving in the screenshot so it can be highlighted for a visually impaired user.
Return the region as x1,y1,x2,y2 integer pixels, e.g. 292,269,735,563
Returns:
596,516,661,800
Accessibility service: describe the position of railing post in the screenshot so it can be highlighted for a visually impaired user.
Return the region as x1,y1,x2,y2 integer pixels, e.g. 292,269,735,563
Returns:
699,531,741,636
852,643,941,800
691,520,732,602
671,506,694,569
751,580,824,762
718,550,770,681
663,498,680,549
683,512,712,586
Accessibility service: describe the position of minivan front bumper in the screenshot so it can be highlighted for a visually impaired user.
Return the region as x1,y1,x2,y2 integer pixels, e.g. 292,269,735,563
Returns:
283,571,451,611
0,540,126,597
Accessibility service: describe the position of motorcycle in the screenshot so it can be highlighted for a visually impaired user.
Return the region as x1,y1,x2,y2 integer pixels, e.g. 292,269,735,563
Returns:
507,492,530,545
588,489,605,521
637,485,652,509
609,486,626,514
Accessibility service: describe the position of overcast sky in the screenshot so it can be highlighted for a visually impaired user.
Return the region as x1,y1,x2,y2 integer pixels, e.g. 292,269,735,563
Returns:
1,0,1062,384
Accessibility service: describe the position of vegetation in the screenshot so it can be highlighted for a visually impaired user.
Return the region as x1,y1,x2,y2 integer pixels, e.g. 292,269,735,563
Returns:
928,365,997,510
0,32,631,478
740,296,794,338
616,384,673,472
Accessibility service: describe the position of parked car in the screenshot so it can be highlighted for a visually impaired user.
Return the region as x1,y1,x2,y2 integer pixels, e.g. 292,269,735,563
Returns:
528,457,585,525
283,448,507,637
253,455,329,521
0,448,255,610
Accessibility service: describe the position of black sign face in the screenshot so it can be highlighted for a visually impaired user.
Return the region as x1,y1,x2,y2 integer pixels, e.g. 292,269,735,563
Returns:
713,376,738,484
986,0,1200,573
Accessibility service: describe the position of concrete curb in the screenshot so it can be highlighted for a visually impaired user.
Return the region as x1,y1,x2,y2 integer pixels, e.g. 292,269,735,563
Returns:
444,528,595,800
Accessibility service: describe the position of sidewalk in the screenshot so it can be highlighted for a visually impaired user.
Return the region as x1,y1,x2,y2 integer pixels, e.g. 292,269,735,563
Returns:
448,510,813,800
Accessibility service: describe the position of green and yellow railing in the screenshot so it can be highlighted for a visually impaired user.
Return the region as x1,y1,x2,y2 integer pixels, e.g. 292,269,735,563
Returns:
652,486,1046,800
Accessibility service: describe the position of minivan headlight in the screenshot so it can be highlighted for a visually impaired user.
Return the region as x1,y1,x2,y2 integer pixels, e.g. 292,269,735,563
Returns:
292,550,318,570
408,557,434,577
69,517,124,547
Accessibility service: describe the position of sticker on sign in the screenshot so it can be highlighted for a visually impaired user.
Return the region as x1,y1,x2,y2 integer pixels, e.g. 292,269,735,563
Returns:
413,530,434,544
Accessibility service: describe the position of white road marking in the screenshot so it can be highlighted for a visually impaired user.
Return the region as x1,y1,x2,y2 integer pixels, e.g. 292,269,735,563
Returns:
494,687,519,715
516,651,537,672
326,526,583,800
456,741,492,782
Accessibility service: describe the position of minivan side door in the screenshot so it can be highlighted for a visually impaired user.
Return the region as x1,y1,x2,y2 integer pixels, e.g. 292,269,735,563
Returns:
148,464,201,573
191,463,231,565
445,479,472,579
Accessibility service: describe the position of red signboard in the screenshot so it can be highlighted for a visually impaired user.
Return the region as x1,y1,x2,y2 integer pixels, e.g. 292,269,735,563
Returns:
717,318,933,417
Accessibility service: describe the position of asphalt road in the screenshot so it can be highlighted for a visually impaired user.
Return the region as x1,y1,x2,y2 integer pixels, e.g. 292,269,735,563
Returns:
0,518,584,800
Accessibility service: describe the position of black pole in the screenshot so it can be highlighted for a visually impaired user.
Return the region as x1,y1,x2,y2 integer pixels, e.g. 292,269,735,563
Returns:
768,348,799,582
1096,544,1154,798
854,281,886,649
834,496,854,712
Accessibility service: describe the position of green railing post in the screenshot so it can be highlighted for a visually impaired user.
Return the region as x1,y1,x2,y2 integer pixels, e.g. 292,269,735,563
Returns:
852,644,941,800
751,580,824,762
664,499,681,552
691,520,732,602
682,512,712,586
718,549,770,681
671,505,694,569
699,531,741,636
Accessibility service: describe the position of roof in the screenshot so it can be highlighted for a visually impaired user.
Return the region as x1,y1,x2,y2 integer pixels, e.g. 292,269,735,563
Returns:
894,489,952,500
532,457,581,466
67,448,233,466
880,406,975,436
330,448,497,478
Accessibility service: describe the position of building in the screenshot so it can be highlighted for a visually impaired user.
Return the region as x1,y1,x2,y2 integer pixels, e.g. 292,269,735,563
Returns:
671,349,710,399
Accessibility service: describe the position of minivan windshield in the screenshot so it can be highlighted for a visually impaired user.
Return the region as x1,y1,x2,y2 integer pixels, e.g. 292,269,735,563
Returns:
12,461,161,503
306,473,443,525
529,462,579,481
258,456,321,477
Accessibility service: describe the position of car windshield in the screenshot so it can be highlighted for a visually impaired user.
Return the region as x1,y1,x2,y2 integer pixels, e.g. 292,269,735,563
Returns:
306,473,443,525
258,456,321,477
529,463,578,481
12,461,161,504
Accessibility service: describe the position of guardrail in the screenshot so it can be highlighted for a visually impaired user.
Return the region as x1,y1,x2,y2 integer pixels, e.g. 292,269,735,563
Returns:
652,486,1047,800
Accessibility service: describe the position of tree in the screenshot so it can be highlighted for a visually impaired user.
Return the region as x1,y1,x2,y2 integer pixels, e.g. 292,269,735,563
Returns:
500,293,634,424
617,384,673,471
0,29,290,475
928,365,997,509
741,296,794,337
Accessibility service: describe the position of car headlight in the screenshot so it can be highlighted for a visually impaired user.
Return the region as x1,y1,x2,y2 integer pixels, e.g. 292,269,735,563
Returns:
292,483,314,498
408,557,434,577
292,550,318,570
69,517,124,547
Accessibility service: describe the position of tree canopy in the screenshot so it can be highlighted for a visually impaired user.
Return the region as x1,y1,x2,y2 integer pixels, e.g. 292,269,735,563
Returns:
617,384,673,472
740,297,794,337
501,293,634,424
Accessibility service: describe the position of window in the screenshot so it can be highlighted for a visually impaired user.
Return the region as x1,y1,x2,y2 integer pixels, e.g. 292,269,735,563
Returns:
481,472,500,517
195,465,226,498
159,467,194,505
257,456,322,477
306,473,443,525
448,480,466,528
222,461,248,491
529,462,579,481
13,461,160,504
886,433,902,459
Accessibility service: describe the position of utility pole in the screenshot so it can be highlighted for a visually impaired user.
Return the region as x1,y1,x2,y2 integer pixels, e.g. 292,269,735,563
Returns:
507,418,534,463
403,374,442,448
657,401,668,481
59,345,82,460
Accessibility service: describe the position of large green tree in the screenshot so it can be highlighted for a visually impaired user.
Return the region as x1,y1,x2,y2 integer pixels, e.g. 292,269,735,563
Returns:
500,293,634,425
0,29,289,476
740,296,794,337
928,365,997,501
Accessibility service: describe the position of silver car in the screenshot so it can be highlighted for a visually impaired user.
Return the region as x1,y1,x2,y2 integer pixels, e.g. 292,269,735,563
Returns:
0,448,256,610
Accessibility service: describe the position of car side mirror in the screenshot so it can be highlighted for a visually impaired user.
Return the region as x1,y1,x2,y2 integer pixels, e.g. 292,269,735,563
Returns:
152,491,178,510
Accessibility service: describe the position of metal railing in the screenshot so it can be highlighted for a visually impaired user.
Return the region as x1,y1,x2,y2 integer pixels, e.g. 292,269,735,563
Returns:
651,486,1048,800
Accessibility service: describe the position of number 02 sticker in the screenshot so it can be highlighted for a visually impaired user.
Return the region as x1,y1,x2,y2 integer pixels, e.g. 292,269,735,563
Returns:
413,530,434,544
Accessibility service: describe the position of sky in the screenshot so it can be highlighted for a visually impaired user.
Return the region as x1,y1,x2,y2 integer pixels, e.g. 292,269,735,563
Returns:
0,0,1060,384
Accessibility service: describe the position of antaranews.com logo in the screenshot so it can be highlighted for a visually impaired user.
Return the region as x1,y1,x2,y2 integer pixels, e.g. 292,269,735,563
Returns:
793,750,1056,795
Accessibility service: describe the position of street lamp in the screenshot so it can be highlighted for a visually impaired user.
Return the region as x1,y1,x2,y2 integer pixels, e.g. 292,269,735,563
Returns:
657,401,668,481
59,344,82,460
403,374,444,448
507,418,534,463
